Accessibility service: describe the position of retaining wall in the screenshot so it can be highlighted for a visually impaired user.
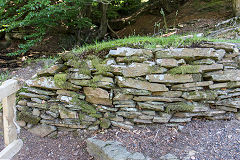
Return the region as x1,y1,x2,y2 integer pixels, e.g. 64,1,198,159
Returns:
17,42,240,133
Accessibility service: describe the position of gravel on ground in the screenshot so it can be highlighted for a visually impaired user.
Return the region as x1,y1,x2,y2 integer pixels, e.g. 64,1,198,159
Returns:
95,119,240,160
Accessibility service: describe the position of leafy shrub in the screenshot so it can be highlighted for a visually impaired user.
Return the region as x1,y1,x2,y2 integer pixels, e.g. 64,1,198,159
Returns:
0,0,93,56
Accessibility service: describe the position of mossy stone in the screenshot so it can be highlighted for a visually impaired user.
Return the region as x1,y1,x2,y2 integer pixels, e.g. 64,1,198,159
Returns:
17,111,41,124
54,73,68,88
165,102,194,113
168,65,200,74
100,118,111,129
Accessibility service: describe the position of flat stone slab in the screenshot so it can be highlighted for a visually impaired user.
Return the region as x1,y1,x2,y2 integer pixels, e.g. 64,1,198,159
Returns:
84,87,112,105
86,137,149,160
182,91,218,101
134,96,183,102
29,124,56,137
122,63,152,77
146,74,202,83
172,81,213,90
206,70,240,82
26,77,60,90
116,77,168,92
108,47,153,58
155,48,225,60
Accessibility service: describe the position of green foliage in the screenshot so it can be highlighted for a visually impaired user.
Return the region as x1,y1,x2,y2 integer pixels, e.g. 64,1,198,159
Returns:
0,0,93,56
0,71,10,85
71,35,207,58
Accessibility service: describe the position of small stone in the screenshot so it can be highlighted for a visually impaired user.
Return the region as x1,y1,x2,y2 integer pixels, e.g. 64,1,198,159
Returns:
153,114,171,123
191,58,215,65
182,91,217,101
122,63,152,77
156,58,178,68
127,152,146,160
59,107,78,119
18,100,27,106
172,81,213,90
84,87,112,105
138,115,154,120
115,88,151,96
137,102,165,111
37,64,66,76
206,70,240,82
209,83,228,89
134,96,183,102
29,124,57,137
100,119,111,129
19,92,50,100
26,77,60,90
17,121,26,127
46,111,59,118
169,117,192,123
152,91,182,98
146,74,202,83
117,111,142,119
70,72,91,80
18,111,41,124
32,108,41,117
200,42,236,52
88,125,99,131
41,114,54,120
117,77,168,92
111,121,133,130
26,87,56,96
155,48,225,61
31,98,44,104
133,118,152,124
142,111,156,116
235,112,240,120
159,153,179,160
108,47,153,58
113,91,133,101
27,102,48,109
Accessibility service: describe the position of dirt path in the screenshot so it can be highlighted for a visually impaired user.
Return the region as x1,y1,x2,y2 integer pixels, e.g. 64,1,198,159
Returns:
96,119,240,160
0,129,94,160
0,119,238,159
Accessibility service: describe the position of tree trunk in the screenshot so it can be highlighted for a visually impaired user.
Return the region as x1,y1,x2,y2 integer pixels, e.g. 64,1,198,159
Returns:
97,2,108,40
233,0,240,16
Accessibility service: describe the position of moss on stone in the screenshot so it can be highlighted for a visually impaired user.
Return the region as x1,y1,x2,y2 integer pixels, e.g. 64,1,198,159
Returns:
80,101,97,114
168,65,200,74
186,90,217,100
227,82,237,88
165,102,194,113
89,113,102,118
70,95,97,114
100,118,111,129
88,55,112,75
54,73,68,88
88,75,102,88
78,113,86,121
17,111,41,124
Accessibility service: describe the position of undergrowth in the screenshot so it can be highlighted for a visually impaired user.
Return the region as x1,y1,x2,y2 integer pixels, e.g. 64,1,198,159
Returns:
68,35,240,59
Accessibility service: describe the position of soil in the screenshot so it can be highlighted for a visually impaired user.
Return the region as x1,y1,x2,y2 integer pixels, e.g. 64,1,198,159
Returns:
117,0,232,37
1,119,240,159
95,118,240,160
0,129,94,160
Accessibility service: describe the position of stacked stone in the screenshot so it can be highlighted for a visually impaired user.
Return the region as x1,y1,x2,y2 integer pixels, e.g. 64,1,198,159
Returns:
17,42,240,134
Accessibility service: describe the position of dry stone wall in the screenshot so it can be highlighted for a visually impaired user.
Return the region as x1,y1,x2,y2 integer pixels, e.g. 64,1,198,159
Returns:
17,42,240,133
